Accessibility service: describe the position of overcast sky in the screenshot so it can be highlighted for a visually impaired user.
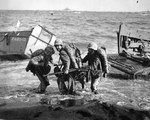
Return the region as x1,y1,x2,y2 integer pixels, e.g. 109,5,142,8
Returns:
0,0,149,12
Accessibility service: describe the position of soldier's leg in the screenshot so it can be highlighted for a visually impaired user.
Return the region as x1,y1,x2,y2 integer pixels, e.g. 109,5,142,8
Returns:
68,74,76,94
92,77,100,92
78,72,86,89
35,70,48,93
57,75,68,94
91,73,103,94
91,77,94,92
38,66,50,86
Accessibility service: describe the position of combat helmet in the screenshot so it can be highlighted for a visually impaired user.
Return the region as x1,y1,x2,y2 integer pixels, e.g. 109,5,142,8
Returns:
44,45,55,56
54,39,63,46
87,42,98,51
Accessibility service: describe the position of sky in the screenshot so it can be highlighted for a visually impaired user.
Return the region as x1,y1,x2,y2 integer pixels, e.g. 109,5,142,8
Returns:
0,0,150,12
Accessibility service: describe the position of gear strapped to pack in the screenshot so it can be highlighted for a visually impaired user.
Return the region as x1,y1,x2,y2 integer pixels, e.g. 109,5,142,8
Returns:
97,47,109,74
26,45,55,75
63,43,82,69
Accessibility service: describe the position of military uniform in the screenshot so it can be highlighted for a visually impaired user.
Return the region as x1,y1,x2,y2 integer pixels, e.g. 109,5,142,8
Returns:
82,52,103,93
26,46,55,93
82,42,107,94
57,48,75,94
54,39,77,95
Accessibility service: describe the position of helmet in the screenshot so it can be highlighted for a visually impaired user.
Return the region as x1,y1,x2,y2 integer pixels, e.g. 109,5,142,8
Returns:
44,45,55,56
87,42,98,50
54,39,63,46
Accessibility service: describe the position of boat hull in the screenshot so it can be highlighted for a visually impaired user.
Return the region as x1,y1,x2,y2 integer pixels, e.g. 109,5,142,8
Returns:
108,23,150,79
0,25,56,60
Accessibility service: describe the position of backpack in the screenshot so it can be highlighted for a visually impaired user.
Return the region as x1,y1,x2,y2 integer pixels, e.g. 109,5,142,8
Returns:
31,49,44,58
64,43,82,68
26,49,51,75
97,47,109,73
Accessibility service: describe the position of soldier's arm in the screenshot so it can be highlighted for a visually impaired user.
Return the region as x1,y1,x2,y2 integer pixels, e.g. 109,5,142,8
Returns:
60,50,70,73
31,55,44,65
82,54,88,63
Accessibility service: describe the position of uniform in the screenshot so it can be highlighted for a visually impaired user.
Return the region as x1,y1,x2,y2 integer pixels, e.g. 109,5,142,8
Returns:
82,42,104,94
26,45,55,93
54,39,76,95
82,52,103,93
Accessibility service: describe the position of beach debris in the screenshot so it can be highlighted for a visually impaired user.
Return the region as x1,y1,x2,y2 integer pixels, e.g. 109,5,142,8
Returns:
20,97,30,103
139,102,150,110
116,101,127,106
40,96,59,105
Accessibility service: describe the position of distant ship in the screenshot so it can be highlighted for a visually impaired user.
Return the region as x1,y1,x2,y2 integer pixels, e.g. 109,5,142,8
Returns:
0,25,56,60
63,7,71,11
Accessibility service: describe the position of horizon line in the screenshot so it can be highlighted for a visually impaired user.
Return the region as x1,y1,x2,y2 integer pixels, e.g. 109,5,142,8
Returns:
0,9,149,13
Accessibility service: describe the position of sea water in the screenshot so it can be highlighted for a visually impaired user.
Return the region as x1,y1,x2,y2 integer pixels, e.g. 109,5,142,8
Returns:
0,10,150,109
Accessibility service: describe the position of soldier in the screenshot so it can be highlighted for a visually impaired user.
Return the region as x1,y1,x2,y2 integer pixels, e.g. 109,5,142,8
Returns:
82,42,107,94
26,45,55,93
54,39,76,95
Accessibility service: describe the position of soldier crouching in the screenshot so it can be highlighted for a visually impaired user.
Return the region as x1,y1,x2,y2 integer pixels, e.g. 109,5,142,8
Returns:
26,45,55,93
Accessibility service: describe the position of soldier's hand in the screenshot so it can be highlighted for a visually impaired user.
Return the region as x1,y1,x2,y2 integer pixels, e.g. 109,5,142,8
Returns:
64,70,69,74
103,72,107,78
53,63,58,66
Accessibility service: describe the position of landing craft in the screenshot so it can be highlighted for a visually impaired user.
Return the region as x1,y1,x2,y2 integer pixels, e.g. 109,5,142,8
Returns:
0,25,56,60
108,23,150,79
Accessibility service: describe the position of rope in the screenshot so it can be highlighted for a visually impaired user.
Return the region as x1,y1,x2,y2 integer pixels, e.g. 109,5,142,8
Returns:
0,34,8,42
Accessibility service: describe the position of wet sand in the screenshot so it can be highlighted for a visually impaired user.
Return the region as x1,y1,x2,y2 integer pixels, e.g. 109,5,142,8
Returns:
0,72,150,119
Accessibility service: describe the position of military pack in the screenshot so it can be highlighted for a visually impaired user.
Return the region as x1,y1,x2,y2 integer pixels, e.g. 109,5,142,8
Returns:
31,49,44,58
64,43,82,68
97,47,109,73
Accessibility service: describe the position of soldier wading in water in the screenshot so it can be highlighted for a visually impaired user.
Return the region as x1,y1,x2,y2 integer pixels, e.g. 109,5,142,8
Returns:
82,42,108,94
54,39,79,95
26,45,55,93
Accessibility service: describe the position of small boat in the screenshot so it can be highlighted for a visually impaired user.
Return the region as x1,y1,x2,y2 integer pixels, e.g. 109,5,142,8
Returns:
108,23,150,79
0,25,56,60
50,12,54,15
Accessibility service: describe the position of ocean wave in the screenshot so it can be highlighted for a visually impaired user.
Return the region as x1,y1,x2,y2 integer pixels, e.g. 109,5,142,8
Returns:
128,21,148,26
104,21,118,26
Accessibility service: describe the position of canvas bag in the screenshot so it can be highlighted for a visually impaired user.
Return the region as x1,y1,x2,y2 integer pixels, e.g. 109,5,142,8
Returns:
97,47,109,73
64,43,82,69
26,49,50,75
